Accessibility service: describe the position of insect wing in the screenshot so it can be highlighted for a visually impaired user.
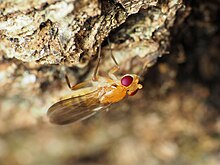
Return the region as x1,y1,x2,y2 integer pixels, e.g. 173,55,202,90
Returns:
47,89,109,125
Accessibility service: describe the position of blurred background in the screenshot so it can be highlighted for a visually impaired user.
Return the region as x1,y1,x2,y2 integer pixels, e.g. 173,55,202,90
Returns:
0,0,220,165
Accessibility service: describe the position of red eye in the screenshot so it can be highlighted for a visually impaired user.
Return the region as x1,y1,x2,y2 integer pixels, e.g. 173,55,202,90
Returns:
121,75,133,87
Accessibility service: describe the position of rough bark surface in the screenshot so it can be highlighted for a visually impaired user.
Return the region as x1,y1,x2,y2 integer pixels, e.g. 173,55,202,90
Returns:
0,0,184,119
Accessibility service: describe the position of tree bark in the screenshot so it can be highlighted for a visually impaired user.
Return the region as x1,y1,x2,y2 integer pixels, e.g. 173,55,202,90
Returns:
0,0,185,126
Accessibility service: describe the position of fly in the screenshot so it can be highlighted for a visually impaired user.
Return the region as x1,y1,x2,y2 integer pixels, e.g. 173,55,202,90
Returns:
47,44,142,125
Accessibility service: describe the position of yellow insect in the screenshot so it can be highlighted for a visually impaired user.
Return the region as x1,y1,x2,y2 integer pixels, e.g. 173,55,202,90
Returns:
47,47,143,125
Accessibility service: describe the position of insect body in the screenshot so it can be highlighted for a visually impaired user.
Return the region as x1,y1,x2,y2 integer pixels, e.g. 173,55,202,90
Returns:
47,74,142,125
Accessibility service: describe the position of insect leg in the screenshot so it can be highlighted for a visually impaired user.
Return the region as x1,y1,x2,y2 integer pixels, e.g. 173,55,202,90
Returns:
92,46,101,81
107,38,119,67
107,66,118,81
107,38,120,80
65,74,72,89
65,74,92,90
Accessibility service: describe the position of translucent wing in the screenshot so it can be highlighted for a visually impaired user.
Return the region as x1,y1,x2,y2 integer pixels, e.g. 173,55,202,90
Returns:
47,89,110,125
